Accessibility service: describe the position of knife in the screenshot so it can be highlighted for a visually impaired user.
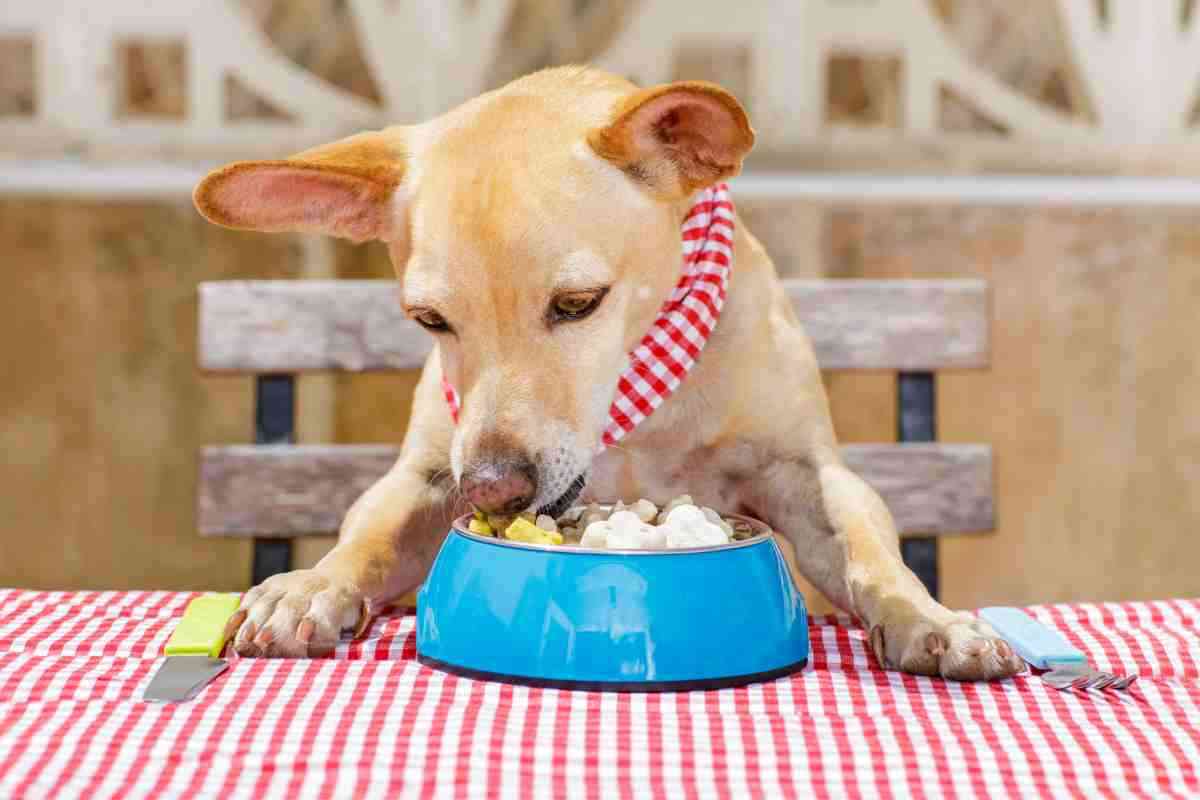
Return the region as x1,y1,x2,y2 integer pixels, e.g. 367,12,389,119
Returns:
143,593,241,703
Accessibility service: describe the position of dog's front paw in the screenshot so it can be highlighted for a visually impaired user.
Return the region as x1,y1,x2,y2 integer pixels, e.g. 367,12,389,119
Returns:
225,569,367,658
869,613,1024,681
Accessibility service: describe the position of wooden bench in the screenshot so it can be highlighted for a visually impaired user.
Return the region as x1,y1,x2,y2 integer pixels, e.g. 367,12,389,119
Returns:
196,279,993,600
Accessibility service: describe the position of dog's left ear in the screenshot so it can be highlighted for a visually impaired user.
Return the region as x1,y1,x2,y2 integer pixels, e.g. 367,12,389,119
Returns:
587,81,755,198
193,129,408,244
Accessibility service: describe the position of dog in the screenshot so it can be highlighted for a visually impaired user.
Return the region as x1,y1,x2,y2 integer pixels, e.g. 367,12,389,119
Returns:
194,66,1021,680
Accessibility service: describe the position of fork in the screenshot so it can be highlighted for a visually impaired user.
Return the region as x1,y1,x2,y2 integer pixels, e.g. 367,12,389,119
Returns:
979,607,1138,691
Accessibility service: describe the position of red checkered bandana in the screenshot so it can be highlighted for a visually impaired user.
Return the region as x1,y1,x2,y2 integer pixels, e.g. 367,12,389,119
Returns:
441,183,734,452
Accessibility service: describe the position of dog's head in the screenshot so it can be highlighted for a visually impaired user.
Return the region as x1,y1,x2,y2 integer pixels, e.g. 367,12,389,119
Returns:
195,67,754,516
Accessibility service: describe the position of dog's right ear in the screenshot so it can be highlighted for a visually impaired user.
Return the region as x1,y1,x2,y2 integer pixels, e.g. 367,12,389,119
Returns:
193,129,408,244
588,81,755,199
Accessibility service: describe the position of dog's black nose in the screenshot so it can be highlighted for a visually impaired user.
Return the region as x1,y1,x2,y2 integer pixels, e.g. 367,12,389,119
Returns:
461,459,538,515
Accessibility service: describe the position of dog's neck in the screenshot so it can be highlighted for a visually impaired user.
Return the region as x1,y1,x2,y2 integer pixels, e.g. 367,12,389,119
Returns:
596,183,734,450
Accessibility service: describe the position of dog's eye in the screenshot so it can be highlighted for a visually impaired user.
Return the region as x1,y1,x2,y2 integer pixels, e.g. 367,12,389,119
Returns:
550,289,607,323
411,309,451,332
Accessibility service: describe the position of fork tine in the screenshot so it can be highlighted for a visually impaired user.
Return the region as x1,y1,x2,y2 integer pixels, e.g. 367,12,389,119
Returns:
1113,674,1138,690
1069,673,1096,690
1091,674,1118,691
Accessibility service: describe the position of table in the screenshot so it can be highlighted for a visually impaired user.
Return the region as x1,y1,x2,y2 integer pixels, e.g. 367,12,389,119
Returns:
0,589,1197,798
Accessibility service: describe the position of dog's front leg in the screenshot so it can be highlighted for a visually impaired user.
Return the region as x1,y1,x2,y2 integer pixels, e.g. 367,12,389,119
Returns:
226,358,460,658
759,456,1023,681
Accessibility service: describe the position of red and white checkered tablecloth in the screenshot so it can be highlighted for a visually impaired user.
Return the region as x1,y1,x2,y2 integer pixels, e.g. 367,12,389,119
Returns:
0,590,1197,799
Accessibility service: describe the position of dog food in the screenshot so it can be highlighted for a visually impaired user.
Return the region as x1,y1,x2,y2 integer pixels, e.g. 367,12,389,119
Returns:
504,516,564,546
469,496,758,550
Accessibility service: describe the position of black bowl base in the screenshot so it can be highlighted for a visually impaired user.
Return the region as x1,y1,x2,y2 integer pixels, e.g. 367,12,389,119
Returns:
416,654,808,693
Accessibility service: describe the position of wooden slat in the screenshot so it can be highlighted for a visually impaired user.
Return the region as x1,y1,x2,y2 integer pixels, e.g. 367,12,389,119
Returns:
199,279,988,372
198,443,993,537
789,280,988,369
198,445,399,536
199,282,430,372
841,443,994,536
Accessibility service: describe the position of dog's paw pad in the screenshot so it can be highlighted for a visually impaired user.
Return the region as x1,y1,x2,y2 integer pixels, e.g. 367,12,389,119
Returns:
878,616,1024,682
939,629,1023,681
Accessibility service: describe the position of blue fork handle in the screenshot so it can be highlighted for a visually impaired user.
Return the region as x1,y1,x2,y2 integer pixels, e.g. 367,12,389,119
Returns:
978,607,1089,670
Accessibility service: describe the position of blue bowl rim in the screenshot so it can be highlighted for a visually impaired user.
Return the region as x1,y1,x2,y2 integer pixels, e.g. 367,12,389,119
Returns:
451,505,776,556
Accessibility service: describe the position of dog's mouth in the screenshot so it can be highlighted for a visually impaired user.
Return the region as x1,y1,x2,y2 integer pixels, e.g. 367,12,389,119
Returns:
537,473,587,519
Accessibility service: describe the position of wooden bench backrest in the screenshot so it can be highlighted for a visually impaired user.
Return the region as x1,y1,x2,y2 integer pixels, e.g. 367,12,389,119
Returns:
196,278,993,539
199,279,989,372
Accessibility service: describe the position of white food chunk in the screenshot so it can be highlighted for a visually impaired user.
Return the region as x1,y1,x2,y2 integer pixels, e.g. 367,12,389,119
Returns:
631,499,658,523
608,510,642,528
557,500,733,550
663,503,730,548
606,510,667,549
656,494,694,524
701,507,735,538
664,521,729,549
664,504,708,528
607,523,665,549
580,520,612,548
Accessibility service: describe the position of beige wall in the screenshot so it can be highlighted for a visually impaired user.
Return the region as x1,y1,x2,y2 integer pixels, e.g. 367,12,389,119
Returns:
0,200,274,590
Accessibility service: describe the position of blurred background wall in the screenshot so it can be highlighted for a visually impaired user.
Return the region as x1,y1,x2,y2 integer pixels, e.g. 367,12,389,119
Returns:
1,0,1197,609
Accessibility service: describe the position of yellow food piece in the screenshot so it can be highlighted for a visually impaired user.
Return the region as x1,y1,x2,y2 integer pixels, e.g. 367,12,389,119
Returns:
468,518,494,536
473,510,486,521
504,517,563,545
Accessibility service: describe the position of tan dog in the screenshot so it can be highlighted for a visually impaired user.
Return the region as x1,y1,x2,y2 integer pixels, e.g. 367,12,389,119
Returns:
195,66,1021,680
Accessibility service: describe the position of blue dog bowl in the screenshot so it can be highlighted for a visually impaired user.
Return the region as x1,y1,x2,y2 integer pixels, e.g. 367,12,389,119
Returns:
416,509,808,691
